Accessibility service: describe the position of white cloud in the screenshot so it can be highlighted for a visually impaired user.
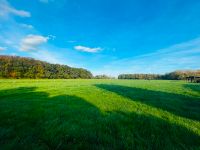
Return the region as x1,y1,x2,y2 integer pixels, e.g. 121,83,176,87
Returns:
74,45,102,53
0,0,31,18
20,35,49,51
20,23,34,29
0,46,7,51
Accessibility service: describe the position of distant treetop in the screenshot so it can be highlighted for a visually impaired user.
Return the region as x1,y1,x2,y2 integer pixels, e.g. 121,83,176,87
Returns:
118,70,200,82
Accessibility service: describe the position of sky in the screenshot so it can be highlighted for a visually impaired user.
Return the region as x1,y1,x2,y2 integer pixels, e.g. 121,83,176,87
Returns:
0,0,200,76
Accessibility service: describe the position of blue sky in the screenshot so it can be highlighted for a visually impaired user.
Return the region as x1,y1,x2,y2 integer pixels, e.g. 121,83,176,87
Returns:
0,0,200,76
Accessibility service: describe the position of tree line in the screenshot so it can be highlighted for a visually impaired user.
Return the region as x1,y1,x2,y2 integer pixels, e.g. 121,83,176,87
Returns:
1,55,199,81
162,70,200,80
0,55,93,79
118,70,200,81
118,74,162,80
94,75,115,79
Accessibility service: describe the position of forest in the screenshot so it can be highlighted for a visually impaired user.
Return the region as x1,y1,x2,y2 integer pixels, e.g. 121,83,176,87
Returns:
118,70,200,81
0,55,199,81
0,55,93,79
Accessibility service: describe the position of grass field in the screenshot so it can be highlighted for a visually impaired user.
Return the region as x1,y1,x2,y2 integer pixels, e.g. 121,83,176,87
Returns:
0,79,199,149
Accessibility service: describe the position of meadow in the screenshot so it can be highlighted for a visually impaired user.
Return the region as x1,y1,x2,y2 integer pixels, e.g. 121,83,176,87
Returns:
0,79,199,149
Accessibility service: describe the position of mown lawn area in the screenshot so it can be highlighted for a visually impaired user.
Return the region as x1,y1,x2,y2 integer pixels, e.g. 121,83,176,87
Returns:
0,79,199,149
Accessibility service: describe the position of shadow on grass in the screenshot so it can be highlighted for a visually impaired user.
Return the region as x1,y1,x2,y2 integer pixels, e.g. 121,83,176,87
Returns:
95,84,200,121
0,87,199,149
184,84,200,95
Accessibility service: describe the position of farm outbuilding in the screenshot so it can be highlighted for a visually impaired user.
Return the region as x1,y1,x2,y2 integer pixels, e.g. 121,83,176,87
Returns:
186,76,200,83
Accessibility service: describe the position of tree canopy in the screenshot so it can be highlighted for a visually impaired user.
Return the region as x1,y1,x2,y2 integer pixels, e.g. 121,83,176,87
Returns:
118,70,200,81
0,55,93,79
94,75,115,79
118,74,162,80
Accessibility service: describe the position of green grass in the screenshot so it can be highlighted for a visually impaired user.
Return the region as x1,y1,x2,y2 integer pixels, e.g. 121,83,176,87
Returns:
0,79,199,149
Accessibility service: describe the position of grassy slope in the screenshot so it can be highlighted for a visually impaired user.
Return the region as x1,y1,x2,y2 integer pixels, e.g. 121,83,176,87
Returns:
0,79,199,149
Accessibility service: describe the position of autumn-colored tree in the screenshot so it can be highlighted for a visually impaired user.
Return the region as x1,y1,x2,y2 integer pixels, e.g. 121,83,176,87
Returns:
0,55,93,79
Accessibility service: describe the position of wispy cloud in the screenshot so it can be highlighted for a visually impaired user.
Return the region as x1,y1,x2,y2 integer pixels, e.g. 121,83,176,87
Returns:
0,0,69,67
0,1,33,51
20,23,34,29
0,46,7,51
30,50,62,64
67,40,77,43
94,37,200,76
20,35,49,51
74,45,102,53
48,35,56,40
39,0,55,4
0,0,30,18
